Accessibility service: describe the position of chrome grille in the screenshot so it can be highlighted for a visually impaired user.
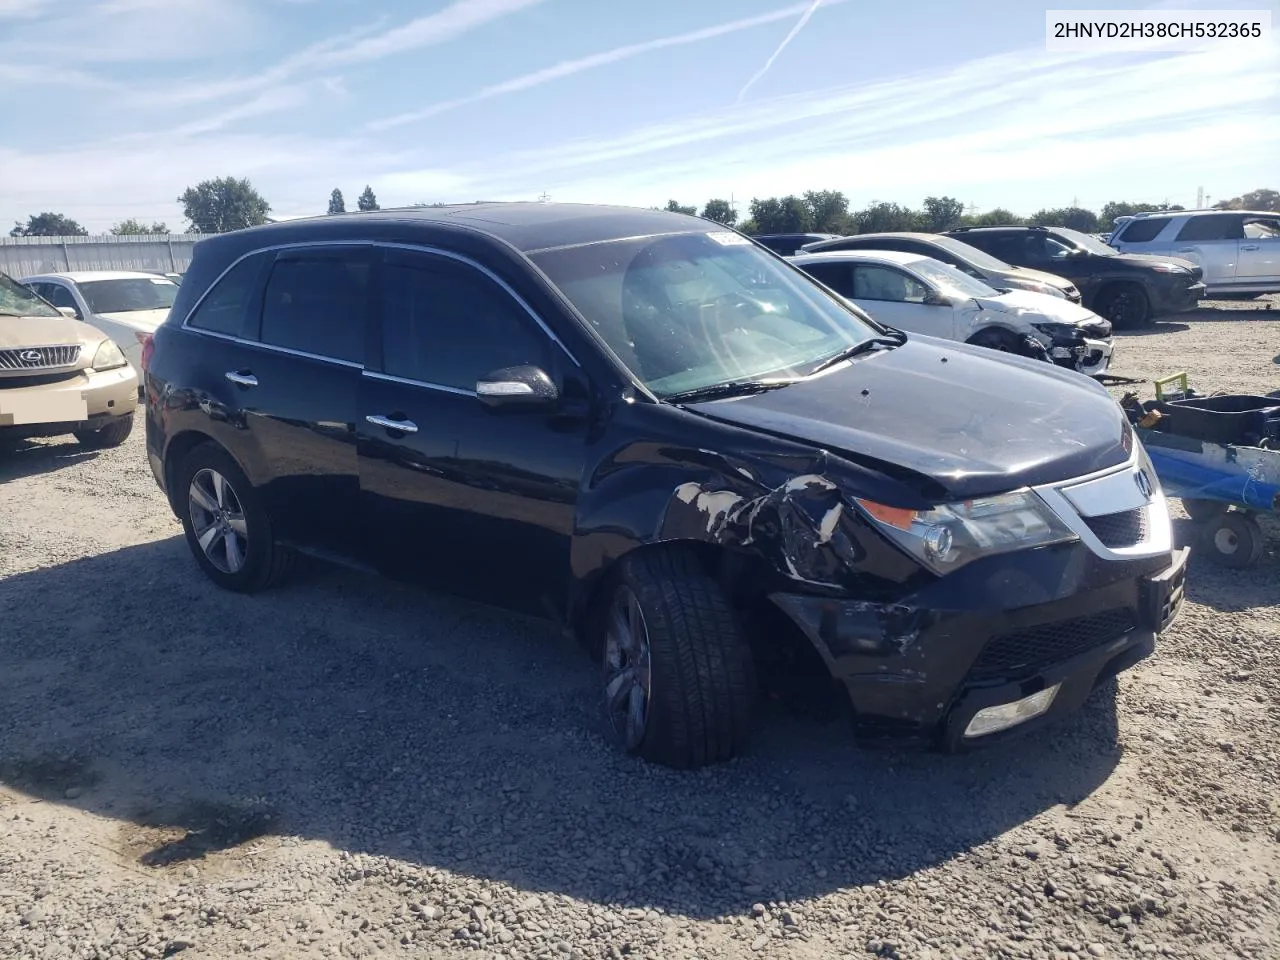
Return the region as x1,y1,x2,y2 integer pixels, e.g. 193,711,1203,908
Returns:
0,345,80,371
1084,507,1148,548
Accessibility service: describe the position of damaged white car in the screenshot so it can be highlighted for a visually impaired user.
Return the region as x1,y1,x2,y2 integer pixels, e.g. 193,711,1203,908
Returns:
789,249,1114,376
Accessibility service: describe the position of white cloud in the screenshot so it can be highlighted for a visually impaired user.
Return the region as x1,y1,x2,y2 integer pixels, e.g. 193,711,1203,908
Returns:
438,41,1278,203
369,0,857,130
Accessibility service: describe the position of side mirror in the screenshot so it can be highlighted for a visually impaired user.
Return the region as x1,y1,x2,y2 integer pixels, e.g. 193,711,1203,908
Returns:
476,364,559,410
56,306,79,319
922,290,951,307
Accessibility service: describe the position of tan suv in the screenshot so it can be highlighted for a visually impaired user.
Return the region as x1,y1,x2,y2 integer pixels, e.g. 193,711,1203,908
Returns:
1,271,138,448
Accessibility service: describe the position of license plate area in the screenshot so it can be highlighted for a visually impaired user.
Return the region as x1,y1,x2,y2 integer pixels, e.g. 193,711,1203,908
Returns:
0,390,88,426
1140,547,1189,632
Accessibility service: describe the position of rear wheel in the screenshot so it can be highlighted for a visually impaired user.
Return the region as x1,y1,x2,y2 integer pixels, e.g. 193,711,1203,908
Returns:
595,547,756,769
73,414,134,449
1096,283,1151,329
175,442,296,592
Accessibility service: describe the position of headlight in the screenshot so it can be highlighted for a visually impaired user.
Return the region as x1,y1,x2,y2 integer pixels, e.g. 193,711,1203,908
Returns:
854,490,1078,574
91,339,128,371
1022,281,1067,299
1151,263,1189,274
1031,321,1083,340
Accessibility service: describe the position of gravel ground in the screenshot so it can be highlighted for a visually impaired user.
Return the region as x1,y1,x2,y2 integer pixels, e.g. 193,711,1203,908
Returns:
1,298,1277,960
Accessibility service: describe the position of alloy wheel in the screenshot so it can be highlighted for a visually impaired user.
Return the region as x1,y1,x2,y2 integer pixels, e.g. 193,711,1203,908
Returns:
602,585,652,751
188,467,249,574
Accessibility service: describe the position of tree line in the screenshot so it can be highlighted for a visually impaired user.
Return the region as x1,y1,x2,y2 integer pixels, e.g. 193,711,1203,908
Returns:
664,187,1280,236
9,181,1277,239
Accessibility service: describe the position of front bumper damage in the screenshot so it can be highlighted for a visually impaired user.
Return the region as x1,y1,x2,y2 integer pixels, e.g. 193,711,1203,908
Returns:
772,543,1187,748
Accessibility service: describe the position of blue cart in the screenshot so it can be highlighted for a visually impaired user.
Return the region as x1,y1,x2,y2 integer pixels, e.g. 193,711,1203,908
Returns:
1128,374,1280,569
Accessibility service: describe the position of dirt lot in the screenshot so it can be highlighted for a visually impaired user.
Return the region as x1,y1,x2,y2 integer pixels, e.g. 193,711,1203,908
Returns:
1,300,1277,960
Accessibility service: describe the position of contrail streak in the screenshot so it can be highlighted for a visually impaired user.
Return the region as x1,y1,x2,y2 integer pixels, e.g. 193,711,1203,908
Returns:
736,0,823,103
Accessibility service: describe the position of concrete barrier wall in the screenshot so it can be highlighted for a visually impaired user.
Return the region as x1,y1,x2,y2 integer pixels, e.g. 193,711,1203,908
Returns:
0,235,200,277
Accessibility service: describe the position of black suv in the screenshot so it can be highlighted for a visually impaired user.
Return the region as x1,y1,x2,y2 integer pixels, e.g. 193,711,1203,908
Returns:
144,203,1187,769
945,225,1206,328
749,233,842,256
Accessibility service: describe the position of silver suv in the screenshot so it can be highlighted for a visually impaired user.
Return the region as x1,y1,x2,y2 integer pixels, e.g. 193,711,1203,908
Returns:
1109,209,1280,298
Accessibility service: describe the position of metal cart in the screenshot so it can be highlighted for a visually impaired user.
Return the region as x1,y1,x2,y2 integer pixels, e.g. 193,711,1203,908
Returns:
1127,373,1280,569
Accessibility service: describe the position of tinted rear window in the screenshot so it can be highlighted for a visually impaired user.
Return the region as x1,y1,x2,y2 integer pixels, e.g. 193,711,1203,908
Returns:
1116,217,1172,243
1175,215,1244,242
186,252,270,336
259,254,368,363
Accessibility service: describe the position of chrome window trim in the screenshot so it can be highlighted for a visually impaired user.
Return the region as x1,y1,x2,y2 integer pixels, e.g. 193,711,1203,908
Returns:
362,370,475,398
179,238,580,368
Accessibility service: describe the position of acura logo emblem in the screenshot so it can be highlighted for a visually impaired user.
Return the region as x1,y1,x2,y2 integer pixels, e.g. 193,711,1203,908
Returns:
1134,469,1154,499
19,349,42,363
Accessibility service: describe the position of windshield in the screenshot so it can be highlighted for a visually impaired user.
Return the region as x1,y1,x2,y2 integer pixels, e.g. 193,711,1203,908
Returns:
1053,227,1116,256
530,230,882,398
0,273,61,318
908,258,999,299
79,277,179,314
927,235,1014,271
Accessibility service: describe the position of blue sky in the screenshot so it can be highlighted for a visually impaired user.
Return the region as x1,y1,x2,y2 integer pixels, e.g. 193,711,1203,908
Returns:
1,0,1277,232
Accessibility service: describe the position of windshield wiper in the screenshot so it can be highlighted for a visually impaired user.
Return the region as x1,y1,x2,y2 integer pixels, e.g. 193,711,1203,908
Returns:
806,329,907,376
663,377,802,404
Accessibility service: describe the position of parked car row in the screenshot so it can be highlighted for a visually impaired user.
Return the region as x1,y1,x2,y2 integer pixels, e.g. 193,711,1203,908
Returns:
753,224,1211,330
20,269,180,383
119,202,1188,769
0,271,138,448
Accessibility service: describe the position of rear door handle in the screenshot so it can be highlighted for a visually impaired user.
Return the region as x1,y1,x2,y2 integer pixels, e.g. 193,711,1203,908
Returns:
366,414,418,434
225,371,258,387
1175,248,1195,253
1240,243,1260,251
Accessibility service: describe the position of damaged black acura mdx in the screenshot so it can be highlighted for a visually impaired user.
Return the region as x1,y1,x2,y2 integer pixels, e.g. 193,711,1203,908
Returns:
144,203,1189,769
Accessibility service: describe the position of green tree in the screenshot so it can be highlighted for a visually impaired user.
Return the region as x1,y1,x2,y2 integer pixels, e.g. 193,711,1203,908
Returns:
665,200,697,216
10,212,88,237
110,219,169,235
1029,206,1100,233
851,201,923,234
922,196,965,233
1098,201,1172,231
1214,188,1279,211
358,185,379,211
803,190,850,234
748,195,812,233
328,188,346,215
964,207,1024,227
700,199,737,226
177,177,271,234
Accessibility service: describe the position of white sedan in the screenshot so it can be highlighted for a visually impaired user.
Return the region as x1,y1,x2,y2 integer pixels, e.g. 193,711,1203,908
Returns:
20,270,178,390
789,249,1115,376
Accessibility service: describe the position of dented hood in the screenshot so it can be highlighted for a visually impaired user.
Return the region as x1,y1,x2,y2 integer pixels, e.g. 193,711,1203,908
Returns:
684,336,1129,501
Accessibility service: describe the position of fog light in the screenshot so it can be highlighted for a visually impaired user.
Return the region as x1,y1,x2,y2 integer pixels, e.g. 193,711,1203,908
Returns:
963,683,1061,738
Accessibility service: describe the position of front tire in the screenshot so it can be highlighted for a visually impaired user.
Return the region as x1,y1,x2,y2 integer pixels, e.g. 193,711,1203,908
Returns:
596,547,756,769
175,442,296,592
1096,283,1151,329
73,414,133,449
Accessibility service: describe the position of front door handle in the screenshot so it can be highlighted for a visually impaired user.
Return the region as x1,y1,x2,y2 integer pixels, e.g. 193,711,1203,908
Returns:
366,414,418,434
1240,243,1260,251
1175,248,1195,253
225,371,258,387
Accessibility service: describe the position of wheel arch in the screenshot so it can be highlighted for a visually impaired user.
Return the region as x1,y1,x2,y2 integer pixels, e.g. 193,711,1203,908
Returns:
162,429,246,515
